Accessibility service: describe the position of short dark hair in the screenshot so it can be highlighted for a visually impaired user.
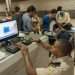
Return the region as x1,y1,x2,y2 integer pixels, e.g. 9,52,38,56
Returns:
27,5,36,13
15,6,20,12
57,6,62,11
56,39,72,56
50,9,57,14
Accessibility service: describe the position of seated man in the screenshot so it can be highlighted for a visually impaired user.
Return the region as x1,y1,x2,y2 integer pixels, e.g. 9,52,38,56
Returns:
16,39,73,75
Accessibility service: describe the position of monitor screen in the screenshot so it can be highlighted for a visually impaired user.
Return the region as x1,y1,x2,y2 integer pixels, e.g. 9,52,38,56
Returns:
0,20,18,41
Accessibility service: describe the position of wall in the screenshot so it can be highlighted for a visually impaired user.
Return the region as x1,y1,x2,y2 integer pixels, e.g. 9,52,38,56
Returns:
12,1,34,11
0,1,32,12
12,0,75,11
0,4,6,12
0,0,75,12
32,0,75,10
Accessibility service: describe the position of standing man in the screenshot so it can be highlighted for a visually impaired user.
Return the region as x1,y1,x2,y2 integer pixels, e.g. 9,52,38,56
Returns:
14,6,23,31
22,5,36,32
42,9,57,32
56,6,71,25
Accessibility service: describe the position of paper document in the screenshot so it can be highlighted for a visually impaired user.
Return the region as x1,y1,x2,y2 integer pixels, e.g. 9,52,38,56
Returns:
0,51,6,60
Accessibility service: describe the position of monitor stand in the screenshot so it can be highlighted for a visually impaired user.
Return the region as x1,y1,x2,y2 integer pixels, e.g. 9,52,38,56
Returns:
4,40,20,53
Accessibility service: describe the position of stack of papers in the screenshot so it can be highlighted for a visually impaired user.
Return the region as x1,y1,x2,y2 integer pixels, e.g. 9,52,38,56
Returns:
71,27,75,31
0,51,6,60
19,32,25,37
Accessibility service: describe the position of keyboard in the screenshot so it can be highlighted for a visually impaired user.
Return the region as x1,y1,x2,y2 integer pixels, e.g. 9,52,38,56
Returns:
6,45,20,53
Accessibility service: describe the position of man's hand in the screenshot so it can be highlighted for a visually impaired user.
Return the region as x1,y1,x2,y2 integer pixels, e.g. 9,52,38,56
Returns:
16,42,28,55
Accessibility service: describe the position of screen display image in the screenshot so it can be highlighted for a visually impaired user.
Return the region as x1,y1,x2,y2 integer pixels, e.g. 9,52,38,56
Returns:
0,20,18,41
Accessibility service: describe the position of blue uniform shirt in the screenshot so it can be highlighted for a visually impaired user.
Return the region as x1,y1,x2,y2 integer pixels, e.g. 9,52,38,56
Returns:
43,15,51,31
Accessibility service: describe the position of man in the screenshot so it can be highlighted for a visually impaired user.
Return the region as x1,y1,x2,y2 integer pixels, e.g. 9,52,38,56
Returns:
56,6,71,30
43,9,57,32
14,6,23,31
55,11,72,41
22,5,36,32
56,11,71,26
16,39,73,75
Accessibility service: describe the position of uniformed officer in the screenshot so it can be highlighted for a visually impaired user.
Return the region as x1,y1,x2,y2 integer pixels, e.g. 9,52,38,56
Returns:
16,39,74,75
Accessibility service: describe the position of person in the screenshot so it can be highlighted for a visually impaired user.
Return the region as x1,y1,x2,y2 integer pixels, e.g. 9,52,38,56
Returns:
42,9,57,32
53,10,72,41
56,11,71,28
22,5,36,32
16,39,73,75
13,6,23,31
32,12,41,34
55,6,71,31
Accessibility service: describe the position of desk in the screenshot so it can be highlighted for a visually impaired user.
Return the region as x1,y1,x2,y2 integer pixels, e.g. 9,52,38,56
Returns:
0,35,48,75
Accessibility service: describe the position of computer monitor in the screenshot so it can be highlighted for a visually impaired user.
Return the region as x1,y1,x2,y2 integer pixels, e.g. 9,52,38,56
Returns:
0,20,18,42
